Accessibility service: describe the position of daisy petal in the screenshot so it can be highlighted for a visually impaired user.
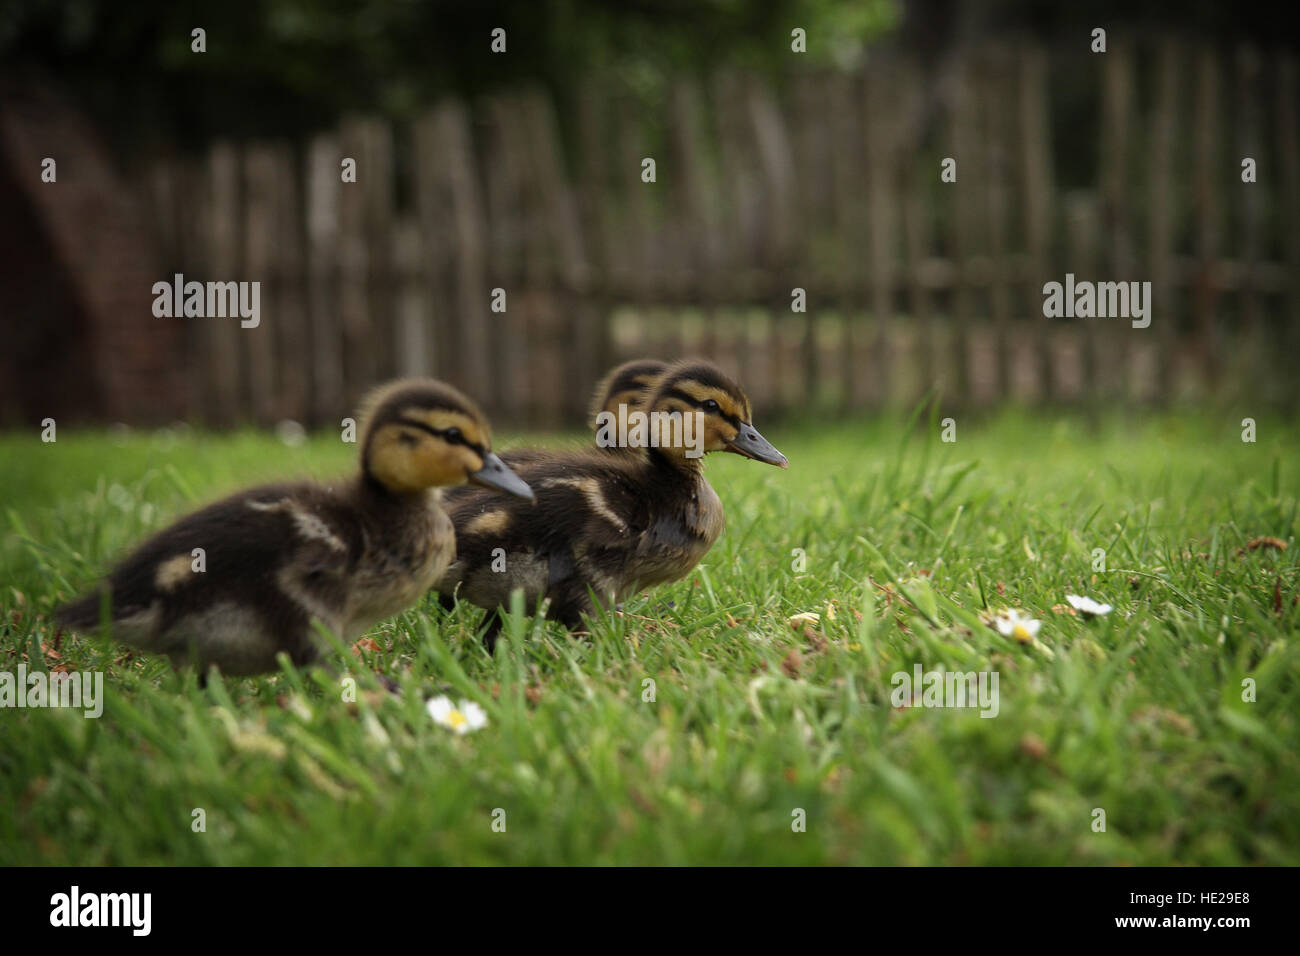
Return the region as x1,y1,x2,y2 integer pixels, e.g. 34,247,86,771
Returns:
1066,594,1113,617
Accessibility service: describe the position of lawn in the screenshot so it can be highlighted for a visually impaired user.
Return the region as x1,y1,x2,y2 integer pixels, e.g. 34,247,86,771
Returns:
1,409,1296,865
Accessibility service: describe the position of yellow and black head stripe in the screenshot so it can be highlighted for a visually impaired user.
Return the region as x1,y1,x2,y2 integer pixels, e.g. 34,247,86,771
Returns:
395,417,488,458
359,378,491,448
590,359,669,423
606,361,666,397
662,385,745,430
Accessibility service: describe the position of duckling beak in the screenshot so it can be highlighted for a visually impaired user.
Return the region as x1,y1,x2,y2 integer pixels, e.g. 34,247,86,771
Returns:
726,424,789,469
470,452,536,501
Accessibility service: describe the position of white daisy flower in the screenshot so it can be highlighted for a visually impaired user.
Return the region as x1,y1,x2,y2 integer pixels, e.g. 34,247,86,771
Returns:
1066,594,1113,617
994,610,1042,644
426,695,489,734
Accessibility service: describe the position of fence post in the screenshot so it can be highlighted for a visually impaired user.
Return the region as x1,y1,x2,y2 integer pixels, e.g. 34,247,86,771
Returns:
243,145,278,423
1279,55,1300,405
1193,47,1222,391
206,142,242,424
1148,39,1179,403
864,59,897,408
305,134,343,424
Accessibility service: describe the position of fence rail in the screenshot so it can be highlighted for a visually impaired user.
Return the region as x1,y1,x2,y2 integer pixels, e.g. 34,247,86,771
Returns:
142,38,1300,426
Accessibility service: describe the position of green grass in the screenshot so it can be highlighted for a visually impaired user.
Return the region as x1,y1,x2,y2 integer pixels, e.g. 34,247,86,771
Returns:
1,410,1297,865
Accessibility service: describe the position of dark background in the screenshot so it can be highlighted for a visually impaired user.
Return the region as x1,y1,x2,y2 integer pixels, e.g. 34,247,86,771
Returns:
1,0,1296,426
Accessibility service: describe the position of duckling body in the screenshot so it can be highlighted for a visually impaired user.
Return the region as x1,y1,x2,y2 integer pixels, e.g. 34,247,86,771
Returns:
445,447,723,628
59,480,449,675
438,360,786,646
57,380,532,677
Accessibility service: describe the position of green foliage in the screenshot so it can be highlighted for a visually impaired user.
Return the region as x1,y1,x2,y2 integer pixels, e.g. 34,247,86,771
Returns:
0,0,897,148
0,412,1297,864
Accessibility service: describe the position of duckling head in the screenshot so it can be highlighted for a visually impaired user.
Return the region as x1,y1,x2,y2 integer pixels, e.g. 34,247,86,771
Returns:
589,359,669,429
644,360,788,469
359,379,535,499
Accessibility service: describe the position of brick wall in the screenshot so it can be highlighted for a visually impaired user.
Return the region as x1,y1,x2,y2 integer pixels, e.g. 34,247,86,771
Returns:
0,73,187,426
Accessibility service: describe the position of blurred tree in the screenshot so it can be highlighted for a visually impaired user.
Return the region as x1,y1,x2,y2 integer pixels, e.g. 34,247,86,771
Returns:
1,0,1289,157
0,0,897,154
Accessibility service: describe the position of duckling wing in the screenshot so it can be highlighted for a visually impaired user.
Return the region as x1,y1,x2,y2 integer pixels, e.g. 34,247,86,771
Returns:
57,483,362,669
441,452,688,619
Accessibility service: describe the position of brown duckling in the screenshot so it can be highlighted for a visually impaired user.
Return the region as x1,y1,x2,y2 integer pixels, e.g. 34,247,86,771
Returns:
437,359,787,649
56,379,533,678
587,358,669,432
495,358,668,470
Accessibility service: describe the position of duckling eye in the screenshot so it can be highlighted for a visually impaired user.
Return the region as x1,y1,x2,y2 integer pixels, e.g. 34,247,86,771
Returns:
701,399,720,413
442,427,463,444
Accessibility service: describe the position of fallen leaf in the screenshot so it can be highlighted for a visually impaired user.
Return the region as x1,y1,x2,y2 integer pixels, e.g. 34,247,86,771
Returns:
1020,733,1048,760
1135,706,1195,735
781,648,802,678
628,787,659,818
1239,536,1287,556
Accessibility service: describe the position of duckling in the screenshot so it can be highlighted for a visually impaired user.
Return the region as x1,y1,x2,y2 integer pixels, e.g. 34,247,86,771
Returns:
55,379,533,678
493,358,668,470
437,359,787,649
587,358,669,433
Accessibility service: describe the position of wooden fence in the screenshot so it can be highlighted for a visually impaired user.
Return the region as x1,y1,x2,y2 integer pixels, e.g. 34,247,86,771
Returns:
141,37,1300,427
